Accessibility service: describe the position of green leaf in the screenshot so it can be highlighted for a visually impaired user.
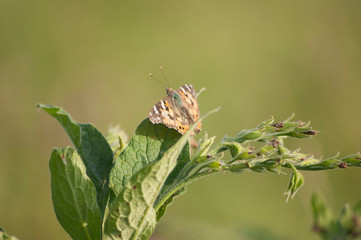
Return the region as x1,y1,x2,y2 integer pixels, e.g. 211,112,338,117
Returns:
284,163,304,202
50,147,101,240
353,199,361,214
154,142,191,219
339,204,354,230
256,116,275,128
214,142,244,157
192,133,216,160
104,122,193,240
0,228,18,240
38,104,113,217
311,193,333,229
156,187,187,221
236,129,264,141
342,153,361,165
108,118,185,203
106,125,129,154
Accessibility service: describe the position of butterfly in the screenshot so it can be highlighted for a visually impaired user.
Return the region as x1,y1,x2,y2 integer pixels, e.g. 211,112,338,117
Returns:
148,84,201,136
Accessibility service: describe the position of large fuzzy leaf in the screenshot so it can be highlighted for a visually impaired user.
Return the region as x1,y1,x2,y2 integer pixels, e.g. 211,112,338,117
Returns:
38,104,113,217
50,147,101,240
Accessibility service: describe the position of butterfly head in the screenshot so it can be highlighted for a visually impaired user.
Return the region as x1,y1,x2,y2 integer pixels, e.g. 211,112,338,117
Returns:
166,87,182,105
165,87,174,96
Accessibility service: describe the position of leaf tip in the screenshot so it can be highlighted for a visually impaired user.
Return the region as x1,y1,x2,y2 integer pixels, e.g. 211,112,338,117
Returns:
36,103,54,112
36,103,43,111
285,113,295,122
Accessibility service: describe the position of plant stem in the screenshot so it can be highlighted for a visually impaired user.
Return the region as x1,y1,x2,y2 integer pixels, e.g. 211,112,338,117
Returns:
154,170,219,212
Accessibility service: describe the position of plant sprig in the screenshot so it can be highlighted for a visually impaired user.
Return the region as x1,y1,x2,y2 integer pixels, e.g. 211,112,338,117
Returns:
31,104,360,240
154,114,361,211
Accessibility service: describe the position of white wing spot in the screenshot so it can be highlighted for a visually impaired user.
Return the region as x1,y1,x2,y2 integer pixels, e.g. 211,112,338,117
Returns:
160,100,166,109
180,87,186,94
185,85,192,92
153,106,159,114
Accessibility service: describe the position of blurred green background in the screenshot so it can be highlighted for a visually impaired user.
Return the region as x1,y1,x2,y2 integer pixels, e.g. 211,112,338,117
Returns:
1,1,360,239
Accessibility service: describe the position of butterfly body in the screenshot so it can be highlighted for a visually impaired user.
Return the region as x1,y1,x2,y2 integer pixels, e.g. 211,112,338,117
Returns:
148,84,201,135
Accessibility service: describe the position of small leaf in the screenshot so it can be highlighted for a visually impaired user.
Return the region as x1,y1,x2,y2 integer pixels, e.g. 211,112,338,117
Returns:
214,142,244,157
156,187,187,221
106,125,129,153
192,133,216,160
342,153,361,165
339,204,354,230
310,193,338,239
284,163,304,202
256,143,276,156
50,147,101,240
354,200,361,214
283,113,295,122
311,193,334,229
256,116,274,128
38,104,113,217
236,130,264,141
0,228,18,240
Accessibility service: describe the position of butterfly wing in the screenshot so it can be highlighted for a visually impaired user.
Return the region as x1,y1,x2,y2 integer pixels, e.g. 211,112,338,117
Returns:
148,95,192,135
176,84,202,134
148,84,201,135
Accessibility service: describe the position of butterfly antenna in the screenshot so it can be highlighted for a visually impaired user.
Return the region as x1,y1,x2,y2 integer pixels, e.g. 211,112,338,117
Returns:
160,66,171,87
196,87,206,99
149,73,167,87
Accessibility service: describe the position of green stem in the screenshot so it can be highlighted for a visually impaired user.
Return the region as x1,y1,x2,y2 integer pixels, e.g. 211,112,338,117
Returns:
154,170,219,212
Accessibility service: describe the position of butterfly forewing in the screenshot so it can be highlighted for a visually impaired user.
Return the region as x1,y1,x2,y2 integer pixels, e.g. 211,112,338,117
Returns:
149,96,173,124
176,84,201,132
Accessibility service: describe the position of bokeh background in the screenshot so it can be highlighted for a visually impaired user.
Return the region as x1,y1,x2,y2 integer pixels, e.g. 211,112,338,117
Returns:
1,1,360,239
